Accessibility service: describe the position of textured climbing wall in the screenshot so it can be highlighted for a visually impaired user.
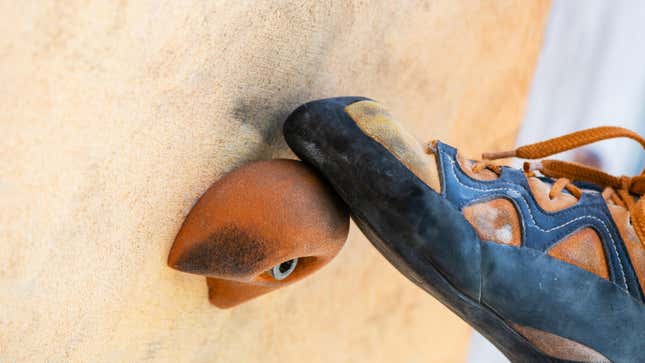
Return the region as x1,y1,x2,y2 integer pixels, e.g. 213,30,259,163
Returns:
0,1,550,361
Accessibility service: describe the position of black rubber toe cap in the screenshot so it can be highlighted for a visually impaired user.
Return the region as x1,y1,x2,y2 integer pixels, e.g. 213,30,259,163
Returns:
283,97,482,299
283,97,369,164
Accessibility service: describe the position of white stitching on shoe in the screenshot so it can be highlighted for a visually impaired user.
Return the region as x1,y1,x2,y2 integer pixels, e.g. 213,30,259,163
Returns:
447,158,628,290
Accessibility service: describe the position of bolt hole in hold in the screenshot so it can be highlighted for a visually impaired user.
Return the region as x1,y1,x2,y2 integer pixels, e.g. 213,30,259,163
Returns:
270,258,298,280
167,159,350,308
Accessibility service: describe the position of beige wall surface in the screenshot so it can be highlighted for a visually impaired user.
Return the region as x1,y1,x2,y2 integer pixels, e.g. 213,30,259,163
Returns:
0,1,549,362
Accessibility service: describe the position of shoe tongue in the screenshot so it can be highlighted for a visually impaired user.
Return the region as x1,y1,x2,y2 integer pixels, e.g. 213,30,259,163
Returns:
604,190,645,250
458,156,499,180
632,198,645,244
527,176,578,211
605,201,645,274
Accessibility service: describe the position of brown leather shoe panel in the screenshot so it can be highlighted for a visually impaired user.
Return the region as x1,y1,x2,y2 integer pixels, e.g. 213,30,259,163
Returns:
609,204,645,294
344,100,441,192
547,228,609,279
512,323,610,362
463,198,521,246
528,177,578,212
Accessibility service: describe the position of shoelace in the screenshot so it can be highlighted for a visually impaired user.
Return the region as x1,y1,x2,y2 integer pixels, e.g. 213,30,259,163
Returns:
429,126,645,246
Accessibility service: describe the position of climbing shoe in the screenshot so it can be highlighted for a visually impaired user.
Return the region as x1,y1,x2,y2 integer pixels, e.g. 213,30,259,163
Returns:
283,97,645,363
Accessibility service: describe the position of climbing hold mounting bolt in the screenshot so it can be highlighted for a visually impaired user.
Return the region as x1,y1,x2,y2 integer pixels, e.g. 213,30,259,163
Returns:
270,258,298,280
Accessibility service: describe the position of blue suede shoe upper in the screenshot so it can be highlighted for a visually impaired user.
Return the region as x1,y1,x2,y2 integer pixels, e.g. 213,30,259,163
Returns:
434,141,644,301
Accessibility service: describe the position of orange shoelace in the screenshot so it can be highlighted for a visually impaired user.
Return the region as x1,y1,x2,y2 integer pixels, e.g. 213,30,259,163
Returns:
464,126,645,245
